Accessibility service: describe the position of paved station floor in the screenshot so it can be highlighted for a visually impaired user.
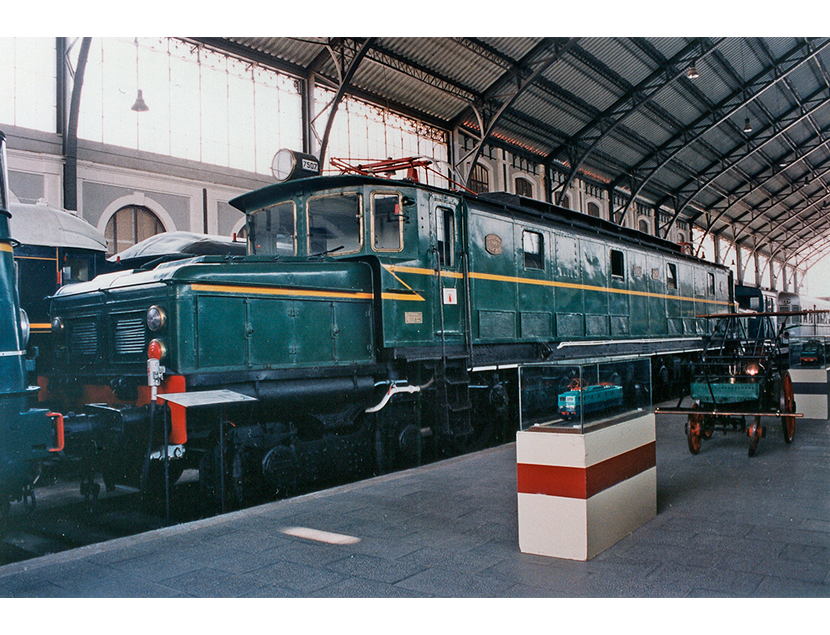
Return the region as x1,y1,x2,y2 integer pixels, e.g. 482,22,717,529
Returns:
1,409,829,599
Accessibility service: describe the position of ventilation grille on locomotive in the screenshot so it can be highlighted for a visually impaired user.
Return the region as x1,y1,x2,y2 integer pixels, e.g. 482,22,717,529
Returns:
114,316,146,355
69,319,98,357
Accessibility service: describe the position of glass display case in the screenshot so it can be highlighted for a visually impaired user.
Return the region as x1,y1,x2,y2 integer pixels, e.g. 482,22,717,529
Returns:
519,356,652,432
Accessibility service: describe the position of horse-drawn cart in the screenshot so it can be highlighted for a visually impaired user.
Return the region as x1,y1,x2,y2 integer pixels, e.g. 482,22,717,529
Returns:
657,311,808,457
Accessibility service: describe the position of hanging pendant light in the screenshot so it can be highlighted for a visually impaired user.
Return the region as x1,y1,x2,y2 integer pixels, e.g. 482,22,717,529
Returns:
131,89,149,112
743,117,752,134
686,61,699,79
130,38,148,113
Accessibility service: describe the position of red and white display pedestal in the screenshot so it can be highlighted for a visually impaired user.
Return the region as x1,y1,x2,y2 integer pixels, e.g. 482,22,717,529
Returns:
516,412,656,561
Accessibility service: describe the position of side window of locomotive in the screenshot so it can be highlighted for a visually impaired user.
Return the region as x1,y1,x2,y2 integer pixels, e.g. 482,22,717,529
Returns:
249,201,296,256
707,272,715,295
371,192,403,252
62,254,92,284
522,230,544,270
436,206,454,267
308,193,362,256
666,263,678,290
610,249,624,279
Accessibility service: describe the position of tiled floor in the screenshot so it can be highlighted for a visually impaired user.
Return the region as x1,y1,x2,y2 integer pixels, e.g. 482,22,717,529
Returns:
1,409,828,598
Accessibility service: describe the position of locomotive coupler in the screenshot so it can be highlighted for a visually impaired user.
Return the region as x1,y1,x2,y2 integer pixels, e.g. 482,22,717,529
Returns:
147,357,166,400
149,444,185,461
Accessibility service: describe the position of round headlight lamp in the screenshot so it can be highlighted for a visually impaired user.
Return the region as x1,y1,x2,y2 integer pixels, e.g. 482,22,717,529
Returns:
19,309,30,348
51,316,65,339
146,305,167,332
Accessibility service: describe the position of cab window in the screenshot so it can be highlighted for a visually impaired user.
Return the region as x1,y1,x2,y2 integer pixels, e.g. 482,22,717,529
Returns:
666,263,678,290
248,201,296,256
523,230,544,270
307,193,362,256
437,207,454,266
371,192,403,252
610,249,624,279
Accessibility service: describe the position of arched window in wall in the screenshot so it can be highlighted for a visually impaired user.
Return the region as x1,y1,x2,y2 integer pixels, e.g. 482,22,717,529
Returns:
560,195,570,209
638,218,650,234
587,201,601,218
105,205,164,255
515,177,533,197
469,164,490,194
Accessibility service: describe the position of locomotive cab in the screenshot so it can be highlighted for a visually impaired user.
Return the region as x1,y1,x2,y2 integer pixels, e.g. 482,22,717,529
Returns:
232,176,468,353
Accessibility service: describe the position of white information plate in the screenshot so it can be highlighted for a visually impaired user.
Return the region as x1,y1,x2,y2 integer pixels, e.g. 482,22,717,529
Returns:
157,390,257,408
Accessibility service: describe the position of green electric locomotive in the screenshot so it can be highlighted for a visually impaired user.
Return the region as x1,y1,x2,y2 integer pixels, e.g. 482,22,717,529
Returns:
0,131,63,518
41,152,732,508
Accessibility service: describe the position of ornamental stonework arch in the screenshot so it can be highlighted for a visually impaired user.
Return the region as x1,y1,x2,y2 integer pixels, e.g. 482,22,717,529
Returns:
97,193,176,255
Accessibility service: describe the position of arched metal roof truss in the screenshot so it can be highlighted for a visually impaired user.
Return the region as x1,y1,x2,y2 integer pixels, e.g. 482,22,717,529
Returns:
188,36,830,275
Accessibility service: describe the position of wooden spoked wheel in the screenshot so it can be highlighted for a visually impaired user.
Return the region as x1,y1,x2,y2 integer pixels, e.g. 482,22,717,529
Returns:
748,415,762,457
780,373,796,444
687,406,703,455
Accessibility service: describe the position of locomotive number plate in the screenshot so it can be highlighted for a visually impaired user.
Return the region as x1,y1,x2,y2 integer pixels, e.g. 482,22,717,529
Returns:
405,312,423,324
485,234,503,255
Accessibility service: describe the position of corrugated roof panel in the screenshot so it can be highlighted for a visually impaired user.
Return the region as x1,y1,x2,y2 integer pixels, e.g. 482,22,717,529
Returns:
350,59,468,122
229,37,325,70
513,88,592,139
478,37,542,64
196,37,830,260
382,37,505,95
551,54,622,114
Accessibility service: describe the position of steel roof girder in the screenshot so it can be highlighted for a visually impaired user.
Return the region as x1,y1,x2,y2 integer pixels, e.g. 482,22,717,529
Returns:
548,38,724,205
703,136,830,226
615,38,830,225
367,41,481,105
457,38,579,186
314,38,376,168
696,127,830,232
660,84,830,235
764,191,830,258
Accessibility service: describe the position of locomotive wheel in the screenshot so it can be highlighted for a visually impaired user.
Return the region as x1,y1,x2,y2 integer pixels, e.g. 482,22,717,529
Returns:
780,373,796,444
748,416,762,457
687,406,703,455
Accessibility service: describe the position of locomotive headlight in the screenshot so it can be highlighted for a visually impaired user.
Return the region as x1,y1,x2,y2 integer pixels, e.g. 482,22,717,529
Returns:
19,309,30,347
146,305,167,332
51,316,65,338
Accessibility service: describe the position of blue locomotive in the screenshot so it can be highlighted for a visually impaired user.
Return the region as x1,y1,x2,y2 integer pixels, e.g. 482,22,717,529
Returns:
0,131,63,518
8,197,108,374
558,381,624,418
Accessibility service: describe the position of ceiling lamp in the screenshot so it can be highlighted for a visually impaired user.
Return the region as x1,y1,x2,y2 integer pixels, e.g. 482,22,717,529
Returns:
131,89,149,112
686,61,699,79
130,38,148,113
743,117,752,134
